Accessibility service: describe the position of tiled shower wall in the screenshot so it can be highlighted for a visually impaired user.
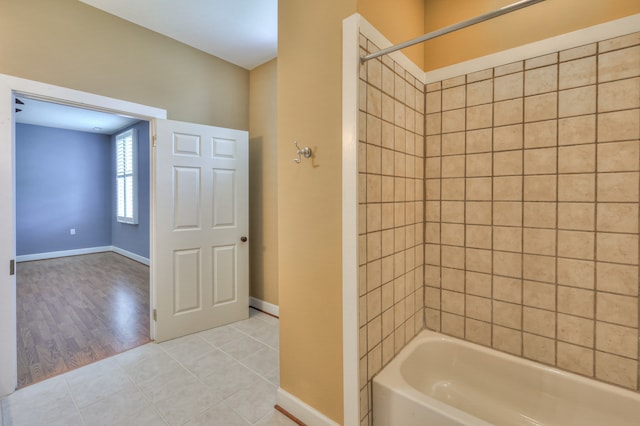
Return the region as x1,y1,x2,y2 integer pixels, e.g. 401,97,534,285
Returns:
357,34,425,425
424,31,640,391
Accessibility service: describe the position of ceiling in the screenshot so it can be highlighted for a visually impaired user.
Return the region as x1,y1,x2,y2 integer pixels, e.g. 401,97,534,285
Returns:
16,1,278,134
79,0,278,70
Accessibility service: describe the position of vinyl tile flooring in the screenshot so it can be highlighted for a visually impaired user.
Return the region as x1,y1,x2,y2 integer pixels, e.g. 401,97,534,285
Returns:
16,253,151,388
1,308,294,426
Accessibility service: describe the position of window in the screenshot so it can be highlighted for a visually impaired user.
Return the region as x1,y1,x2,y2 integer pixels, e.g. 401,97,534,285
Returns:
116,129,138,224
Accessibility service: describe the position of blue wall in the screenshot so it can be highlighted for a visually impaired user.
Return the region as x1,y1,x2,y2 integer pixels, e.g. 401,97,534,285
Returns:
111,121,150,258
16,122,150,259
16,124,112,255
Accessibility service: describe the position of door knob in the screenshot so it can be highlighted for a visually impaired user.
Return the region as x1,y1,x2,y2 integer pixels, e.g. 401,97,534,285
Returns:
241,236,248,242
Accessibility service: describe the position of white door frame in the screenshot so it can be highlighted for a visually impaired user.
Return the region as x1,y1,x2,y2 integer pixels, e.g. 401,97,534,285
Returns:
0,74,166,397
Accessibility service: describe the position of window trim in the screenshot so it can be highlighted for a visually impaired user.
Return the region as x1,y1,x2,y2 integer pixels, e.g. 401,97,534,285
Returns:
115,128,138,225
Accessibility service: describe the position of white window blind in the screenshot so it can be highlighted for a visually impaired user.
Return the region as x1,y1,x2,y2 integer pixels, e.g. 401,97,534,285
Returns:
116,129,138,224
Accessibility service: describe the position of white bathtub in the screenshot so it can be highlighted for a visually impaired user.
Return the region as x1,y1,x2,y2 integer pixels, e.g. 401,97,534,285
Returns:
373,330,640,425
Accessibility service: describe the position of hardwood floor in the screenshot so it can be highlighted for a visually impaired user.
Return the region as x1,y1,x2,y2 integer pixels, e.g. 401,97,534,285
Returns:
16,252,150,388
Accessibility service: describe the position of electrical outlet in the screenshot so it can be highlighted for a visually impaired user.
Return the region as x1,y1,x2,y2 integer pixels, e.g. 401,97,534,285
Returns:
70,228,76,235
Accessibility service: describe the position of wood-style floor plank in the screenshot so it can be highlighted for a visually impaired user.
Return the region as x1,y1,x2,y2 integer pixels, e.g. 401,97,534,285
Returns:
16,252,150,388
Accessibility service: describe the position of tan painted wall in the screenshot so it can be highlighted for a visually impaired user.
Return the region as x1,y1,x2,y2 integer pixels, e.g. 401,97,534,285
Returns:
423,0,640,71
0,0,249,129
277,0,357,423
249,59,279,305
357,0,425,69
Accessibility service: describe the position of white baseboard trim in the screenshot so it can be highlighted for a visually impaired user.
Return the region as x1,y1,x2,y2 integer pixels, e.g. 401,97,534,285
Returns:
16,246,150,265
276,388,341,426
249,296,279,317
111,246,150,265
16,246,112,262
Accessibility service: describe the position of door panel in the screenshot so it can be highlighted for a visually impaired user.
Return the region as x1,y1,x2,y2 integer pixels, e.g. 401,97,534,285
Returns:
155,119,248,342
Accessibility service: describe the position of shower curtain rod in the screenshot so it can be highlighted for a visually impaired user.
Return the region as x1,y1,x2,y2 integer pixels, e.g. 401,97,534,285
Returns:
360,0,546,63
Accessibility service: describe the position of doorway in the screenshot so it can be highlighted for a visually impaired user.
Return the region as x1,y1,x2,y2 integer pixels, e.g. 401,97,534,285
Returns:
14,96,153,387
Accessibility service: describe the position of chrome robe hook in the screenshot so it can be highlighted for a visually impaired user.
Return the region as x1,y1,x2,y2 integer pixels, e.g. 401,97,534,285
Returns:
293,141,312,163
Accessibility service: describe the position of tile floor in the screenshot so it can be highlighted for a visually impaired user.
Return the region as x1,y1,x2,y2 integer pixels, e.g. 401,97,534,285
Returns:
1,308,296,426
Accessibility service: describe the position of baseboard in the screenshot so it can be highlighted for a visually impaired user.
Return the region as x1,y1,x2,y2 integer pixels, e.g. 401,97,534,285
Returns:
249,296,279,317
111,246,150,265
16,246,150,265
16,246,113,262
276,388,340,426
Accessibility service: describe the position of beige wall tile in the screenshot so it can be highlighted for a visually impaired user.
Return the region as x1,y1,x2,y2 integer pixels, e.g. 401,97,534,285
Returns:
494,150,523,176
466,272,492,297
495,61,524,77
468,68,494,83
366,86,382,118
598,110,640,143
467,104,493,130
525,93,558,122
425,158,441,178
441,223,465,246
442,85,466,111
493,325,522,356
442,245,464,269
441,178,465,200
598,46,640,83
465,318,491,346
442,75,466,89
442,132,465,155
495,124,524,151
366,203,382,233
524,228,556,256
466,201,492,225
466,177,492,200
596,262,638,296
466,153,492,177
425,113,441,136
599,32,640,53
441,201,464,223
441,313,465,338
494,226,522,252
442,109,466,133
559,56,597,89
524,202,556,228
466,248,492,274
493,276,522,303
559,85,596,118
466,225,492,249
442,267,465,292
495,72,523,101
595,322,638,359
597,172,639,202
523,307,556,338
558,202,595,231
467,79,493,106
523,280,556,310
425,287,441,309
426,81,442,92
425,200,440,222
466,295,492,322
557,342,594,376
598,77,640,112
525,65,558,96
523,333,555,365
524,147,557,175
558,286,594,318
595,351,638,389
494,251,523,278
441,155,465,178
596,232,639,265
494,176,523,201
597,141,639,172
467,129,492,153
597,203,639,233
559,115,596,145
596,292,638,327
366,144,381,174
558,313,594,347
494,300,522,329
557,230,595,260
557,258,594,289
367,115,382,145
494,99,523,126
524,175,557,201
558,144,595,174
425,222,440,244
493,201,522,226
382,93,394,123
526,53,558,69
524,120,557,149
425,309,441,331
560,43,596,62
523,254,556,283
558,173,595,202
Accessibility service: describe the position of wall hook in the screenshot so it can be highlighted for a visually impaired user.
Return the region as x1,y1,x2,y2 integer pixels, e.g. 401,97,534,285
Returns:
293,141,312,164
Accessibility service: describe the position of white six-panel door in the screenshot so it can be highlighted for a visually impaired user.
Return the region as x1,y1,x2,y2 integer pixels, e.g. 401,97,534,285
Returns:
154,119,249,342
